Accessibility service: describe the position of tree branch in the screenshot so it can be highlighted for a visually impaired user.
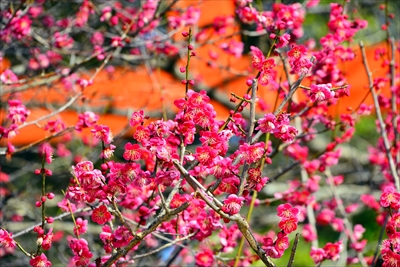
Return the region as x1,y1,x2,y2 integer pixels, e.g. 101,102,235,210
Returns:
359,41,400,192
172,160,276,267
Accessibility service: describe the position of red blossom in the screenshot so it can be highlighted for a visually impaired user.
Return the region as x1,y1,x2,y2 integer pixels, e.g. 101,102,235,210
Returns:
323,240,342,261
195,248,214,267
382,248,400,267
91,124,113,144
275,233,290,254
221,194,245,215
302,224,317,242
310,247,326,265
74,218,88,236
278,217,298,234
41,229,54,250
30,253,52,267
92,205,112,225
123,143,142,161
130,110,145,126
276,203,300,219
380,185,400,209
0,229,16,249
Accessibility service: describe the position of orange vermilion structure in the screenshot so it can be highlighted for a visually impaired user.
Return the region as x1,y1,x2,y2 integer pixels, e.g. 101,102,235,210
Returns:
1,1,397,146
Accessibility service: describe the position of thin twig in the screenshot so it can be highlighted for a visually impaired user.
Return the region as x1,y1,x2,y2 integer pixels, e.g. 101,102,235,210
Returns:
299,84,348,91
287,233,300,267
131,233,195,260
122,215,194,252
273,56,316,116
17,94,82,131
13,207,92,238
371,214,389,267
238,79,258,196
4,126,75,155
270,161,300,182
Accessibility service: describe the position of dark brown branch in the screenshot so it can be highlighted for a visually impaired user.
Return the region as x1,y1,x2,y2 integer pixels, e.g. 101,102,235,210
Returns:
287,233,299,267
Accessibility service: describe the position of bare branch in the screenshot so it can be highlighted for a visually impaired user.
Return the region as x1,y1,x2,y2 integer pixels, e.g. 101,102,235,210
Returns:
13,207,92,238
131,232,195,260
287,233,300,267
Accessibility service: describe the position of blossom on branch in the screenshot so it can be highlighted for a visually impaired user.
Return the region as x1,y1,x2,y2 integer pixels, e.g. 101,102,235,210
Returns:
91,205,112,225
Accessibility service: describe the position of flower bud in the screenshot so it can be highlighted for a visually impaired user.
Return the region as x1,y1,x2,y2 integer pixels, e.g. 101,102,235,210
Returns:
101,163,108,170
246,79,253,86
36,237,43,246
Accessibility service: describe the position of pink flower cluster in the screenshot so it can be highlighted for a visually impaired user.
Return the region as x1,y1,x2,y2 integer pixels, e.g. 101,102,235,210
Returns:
0,229,16,250
75,111,99,131
175,90,217,145
256,113,298,143
100,225,134,253
68,237,93,266
309,83,335,102
2,12,32,41
312,3,367,87
287,44,313,76
0,69,18,84
221,194,245,215
220,40,244,58
168,6,200,29
236,1,305,39
378,185,400,266
7,99,30,124
30,253,52,267
67,161,107,203
263,203,299,258
250,46,276,86
310,240,343,264
276,203,299,234
380,185,400,209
